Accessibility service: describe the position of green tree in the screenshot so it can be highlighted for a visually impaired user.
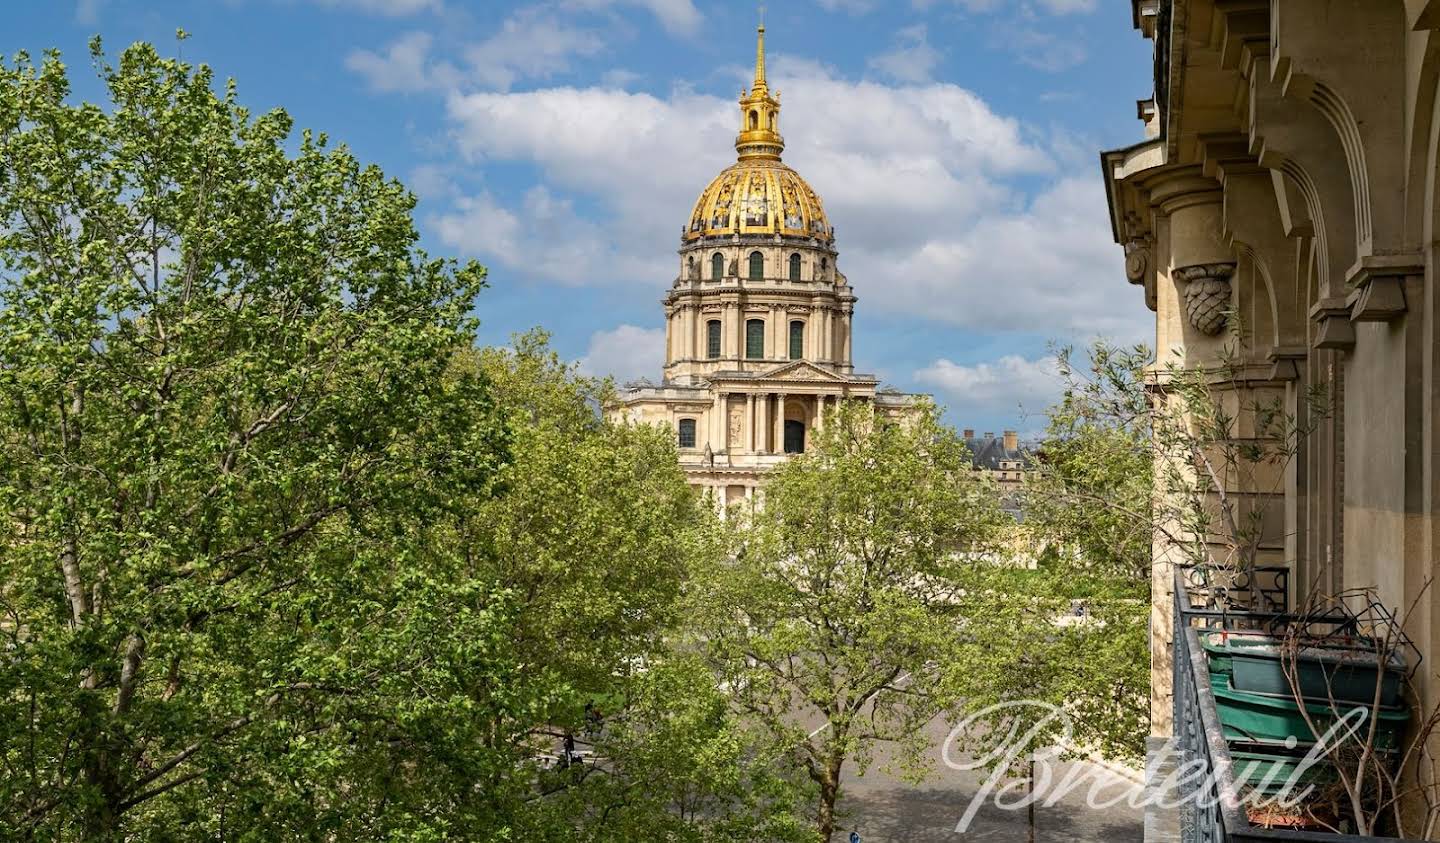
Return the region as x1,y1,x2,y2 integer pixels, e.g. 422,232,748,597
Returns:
0,40,501,839
947,344,1158,768
966,338,1322,773
433,334,806,842
690,400,1008,841
0,40,804,842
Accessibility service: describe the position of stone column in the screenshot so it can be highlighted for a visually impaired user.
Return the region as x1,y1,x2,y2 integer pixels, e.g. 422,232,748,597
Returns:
756,393,769,453
745,393,755,453
710,392,724,450
718,306,729,358
665,312,675,363
1160,185,1234,352
685,306,697,360
842,310,853,368
735,305,745,361
775,393,787,452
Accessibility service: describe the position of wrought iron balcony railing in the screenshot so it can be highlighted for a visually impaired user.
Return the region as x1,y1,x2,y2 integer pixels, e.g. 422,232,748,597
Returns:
1171,572,1422,842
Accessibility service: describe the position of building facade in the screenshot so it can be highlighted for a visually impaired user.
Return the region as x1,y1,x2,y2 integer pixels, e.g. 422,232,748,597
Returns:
961,429,1027,489
611,25,919,508
1103,1,1440,825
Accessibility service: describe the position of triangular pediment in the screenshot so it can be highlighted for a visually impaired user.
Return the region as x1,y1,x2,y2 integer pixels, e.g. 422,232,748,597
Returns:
755,361,849,382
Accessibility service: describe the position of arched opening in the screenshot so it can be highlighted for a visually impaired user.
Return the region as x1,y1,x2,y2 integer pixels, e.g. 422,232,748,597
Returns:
783,419,805,454
789,321,804,360
711,252,724,281
687,255,696,279
745,319,765,359
748,251,764,281
706,320,722,359
819,257,829,280
749,110,759,130
788,253,802,281
677,418,697,449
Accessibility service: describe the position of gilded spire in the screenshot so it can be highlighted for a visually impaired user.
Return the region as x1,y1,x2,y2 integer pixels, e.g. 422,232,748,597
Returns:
736,20,784,160
753,22,768,92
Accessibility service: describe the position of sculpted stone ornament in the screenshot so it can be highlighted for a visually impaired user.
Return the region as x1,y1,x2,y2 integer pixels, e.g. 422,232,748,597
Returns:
1123,238,1150,284
1174,262,1236,336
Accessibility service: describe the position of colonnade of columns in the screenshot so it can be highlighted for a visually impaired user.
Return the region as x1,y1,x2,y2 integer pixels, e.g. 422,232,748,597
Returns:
667,302,851,366
705,392,842,454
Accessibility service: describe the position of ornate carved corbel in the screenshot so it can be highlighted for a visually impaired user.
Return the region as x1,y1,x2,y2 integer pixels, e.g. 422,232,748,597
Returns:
1174,262,1237,336
1124,236,1152,285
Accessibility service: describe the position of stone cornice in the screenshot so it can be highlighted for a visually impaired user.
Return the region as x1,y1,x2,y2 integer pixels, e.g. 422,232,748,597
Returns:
678,233,839,256
666,282,849,302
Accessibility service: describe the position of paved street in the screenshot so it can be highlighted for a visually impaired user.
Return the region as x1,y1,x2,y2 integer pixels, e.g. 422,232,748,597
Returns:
831,718,1145,842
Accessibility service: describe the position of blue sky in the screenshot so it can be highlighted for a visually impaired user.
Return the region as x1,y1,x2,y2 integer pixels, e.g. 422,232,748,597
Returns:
8,0,1155,434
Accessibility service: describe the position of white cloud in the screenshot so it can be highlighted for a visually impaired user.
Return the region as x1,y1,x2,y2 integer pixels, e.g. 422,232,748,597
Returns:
601,68,643,87
407,163,456,199
564,0,703,36
579,325,667,383
430,186,664,285
312,0,440,15
914,354,1062,421
927,0,1096,14
464,9,607,90
998,27,1088,72
345,32,459,93
851,176,1146,338
75,0,105,24
440,58,1049,284
1034,0,1096,12
816,0,879,12
868,24,942,83
442,85,733,280
430,56,1149,339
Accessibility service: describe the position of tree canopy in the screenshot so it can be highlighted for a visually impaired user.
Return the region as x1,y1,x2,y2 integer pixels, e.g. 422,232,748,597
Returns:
0,42,788,842
689,400,1009,840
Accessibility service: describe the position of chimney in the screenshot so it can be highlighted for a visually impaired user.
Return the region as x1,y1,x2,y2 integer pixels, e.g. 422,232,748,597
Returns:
1003,430,1018,452
962,428,974,439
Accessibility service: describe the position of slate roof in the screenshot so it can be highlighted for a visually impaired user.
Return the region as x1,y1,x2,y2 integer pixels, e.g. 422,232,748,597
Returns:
963,434,1030,471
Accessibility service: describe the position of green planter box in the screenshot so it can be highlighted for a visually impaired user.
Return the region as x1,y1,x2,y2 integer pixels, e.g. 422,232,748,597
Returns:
1201,631,1405,707
1230,749,1336,799
1211,675,1409,749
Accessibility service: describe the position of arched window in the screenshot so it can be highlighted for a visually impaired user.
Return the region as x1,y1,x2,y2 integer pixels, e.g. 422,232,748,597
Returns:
711,252,724,281
820,257,828,280
749,110,759,130
687,255,696,279
706,320,722,359
745,319,765,359
789,321,804,360
748,251,764,281
677,418,697,449
789,253,802,282
784,420,805,454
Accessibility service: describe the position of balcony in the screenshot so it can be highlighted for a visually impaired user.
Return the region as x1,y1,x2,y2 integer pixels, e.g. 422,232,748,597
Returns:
1166,570,1423,842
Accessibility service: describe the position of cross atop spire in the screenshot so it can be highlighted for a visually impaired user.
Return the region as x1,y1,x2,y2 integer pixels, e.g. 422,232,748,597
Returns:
754,12,767,91
737,20,783,160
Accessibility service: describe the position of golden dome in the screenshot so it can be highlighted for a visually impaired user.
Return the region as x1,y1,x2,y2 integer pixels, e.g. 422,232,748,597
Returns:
682,24,834,245
684,160,833,243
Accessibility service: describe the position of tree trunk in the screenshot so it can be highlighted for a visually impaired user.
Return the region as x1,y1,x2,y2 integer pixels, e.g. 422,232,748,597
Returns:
816,752,845,841
81,740,123,843
1027,752,1036,843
